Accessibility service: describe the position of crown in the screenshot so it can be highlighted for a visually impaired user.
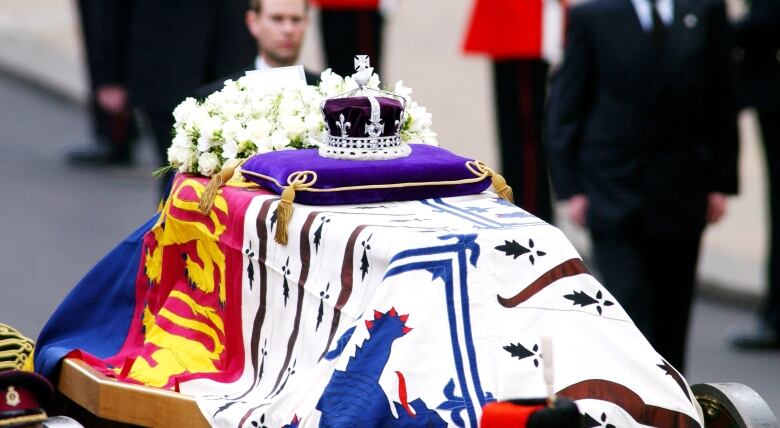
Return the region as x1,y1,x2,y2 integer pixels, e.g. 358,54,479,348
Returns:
319,55,410,160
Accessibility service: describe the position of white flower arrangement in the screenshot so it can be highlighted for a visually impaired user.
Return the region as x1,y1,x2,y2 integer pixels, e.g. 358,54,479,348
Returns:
165,69,439,177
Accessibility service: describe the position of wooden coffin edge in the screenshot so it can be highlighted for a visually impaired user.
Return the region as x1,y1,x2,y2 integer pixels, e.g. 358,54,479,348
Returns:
57,358,211,428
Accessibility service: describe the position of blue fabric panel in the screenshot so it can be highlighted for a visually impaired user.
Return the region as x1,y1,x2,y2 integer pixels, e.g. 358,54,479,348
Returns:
34,215,158,379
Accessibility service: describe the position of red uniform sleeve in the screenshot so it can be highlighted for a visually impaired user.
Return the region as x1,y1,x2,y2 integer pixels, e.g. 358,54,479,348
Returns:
462,0,544,59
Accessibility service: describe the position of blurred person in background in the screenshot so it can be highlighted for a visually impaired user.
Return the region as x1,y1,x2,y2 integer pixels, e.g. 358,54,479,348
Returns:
728,0,780,350
311,0,386,76
546,0,739,372
66,1,137,167
197,0,318,97
127,0,255,192
462,0,566,223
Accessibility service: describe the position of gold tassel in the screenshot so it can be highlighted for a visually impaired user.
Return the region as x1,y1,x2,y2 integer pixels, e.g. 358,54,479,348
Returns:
198,174,225,215
274,185,296,245
490,172,514,204
198,161,242,215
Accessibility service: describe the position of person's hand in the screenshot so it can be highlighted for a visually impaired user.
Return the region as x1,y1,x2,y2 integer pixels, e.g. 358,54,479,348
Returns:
706,192,728,224
96,85,128,114
566,194,588,227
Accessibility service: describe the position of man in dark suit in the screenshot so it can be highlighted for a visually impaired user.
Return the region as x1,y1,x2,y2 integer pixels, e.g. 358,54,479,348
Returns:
729,0,780,350
67,0,137,166
546,0,739,371
127,0,255,191
312,0,384,77
196,0,318,99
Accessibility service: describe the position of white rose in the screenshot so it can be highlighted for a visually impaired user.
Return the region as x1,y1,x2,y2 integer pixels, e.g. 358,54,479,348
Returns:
393,80,413,100
304,112,323,134
170,132,192,150
198,152,220,176
367,73,381,90
205,91,228,111
318,69,344,96
199,115,224,142
222,140,239,160
167,145,197,171
407,103,432,132
246,118,273,141
186,108,211,134
220,79,243,101
279,93,304,117
421,130,438,146
270,129,290,150
343,76,359,92
221,119,243,142
299,85,320,106
173,97,199,125
281,115,306,138
255,136,275,153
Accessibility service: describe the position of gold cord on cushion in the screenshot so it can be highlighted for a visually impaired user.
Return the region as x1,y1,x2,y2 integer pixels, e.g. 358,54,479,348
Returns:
466,161,514,203
240,159,511,245
0,323,35,372
198,159,246,215
275,171,318,245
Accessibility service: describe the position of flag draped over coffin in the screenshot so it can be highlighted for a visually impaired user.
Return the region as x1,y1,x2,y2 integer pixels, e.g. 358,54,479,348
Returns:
35,175,703,427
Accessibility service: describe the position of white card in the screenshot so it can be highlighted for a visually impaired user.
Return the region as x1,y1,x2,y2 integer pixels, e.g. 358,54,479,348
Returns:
245,65,307,85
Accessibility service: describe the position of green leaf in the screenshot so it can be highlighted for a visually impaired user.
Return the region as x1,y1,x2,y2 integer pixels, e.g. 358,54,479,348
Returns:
152,165,175,178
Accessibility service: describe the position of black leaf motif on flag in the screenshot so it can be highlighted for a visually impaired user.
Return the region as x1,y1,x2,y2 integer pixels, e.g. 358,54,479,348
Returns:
504,342,534,359
270,210,278,231
360,234,373,281
250,413,268,428
657,359,692,401
313,217,331,254
316,283,330,331
270,359,297,399
244,243,255,290
259,338,268,379
582,412,615,428
503,342,541,367
495,240,530,259
601,412,615,428
282,257,291,307
564,289,614,315
496,239,547,265
564,290,598,307
582,413,601,428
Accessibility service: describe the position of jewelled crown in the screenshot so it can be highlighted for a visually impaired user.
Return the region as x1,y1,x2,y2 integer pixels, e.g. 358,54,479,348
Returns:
320,55,410,160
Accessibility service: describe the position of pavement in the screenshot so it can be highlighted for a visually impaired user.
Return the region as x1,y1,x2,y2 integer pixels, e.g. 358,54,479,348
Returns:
0,0,778,418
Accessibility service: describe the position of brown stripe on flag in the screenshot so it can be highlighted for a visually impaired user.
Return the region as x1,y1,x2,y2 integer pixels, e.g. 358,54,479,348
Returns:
497,258,588,307
320,225,369,360
235,198,275,400
557,379,701,428
267,212,319,397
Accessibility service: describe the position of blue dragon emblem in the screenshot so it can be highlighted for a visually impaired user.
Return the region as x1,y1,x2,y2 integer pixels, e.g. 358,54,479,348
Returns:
316,308,447,427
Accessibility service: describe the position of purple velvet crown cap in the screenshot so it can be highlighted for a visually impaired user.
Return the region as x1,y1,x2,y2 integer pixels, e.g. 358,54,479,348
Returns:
322,96,403,138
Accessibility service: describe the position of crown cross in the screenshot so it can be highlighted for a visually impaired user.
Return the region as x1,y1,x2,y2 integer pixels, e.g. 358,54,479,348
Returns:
354,55,370,72
336,114,351,137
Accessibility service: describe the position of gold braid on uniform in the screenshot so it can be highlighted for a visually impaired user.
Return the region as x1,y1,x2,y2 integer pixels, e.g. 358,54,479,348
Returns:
0,324,35,372
0,412,48,427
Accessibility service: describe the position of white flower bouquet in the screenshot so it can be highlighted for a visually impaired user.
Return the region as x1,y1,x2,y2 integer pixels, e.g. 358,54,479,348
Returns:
164,69,438,177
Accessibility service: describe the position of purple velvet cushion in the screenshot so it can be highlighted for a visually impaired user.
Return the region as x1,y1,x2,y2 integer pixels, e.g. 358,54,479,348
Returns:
240,145,492,205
